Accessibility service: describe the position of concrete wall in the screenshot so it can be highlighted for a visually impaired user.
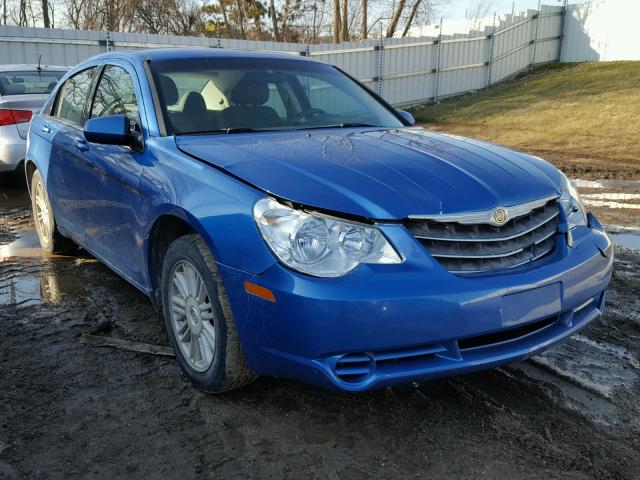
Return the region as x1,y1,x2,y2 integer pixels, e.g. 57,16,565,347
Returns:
562,0,640,62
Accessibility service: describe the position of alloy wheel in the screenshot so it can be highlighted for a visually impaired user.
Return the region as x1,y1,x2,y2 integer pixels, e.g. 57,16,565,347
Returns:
168,260,217,372
34,180,51,242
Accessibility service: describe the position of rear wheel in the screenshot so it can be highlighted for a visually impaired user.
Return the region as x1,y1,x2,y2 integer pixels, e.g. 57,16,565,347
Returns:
30,169,76,254
161,234,256,392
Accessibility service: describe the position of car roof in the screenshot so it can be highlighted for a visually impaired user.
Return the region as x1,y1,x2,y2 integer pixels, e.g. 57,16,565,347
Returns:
87,48,314,65
0,64,70,72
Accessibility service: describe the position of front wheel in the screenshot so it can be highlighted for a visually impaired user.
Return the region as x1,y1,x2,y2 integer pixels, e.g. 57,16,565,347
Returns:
161,234,257,392
30,169,76,254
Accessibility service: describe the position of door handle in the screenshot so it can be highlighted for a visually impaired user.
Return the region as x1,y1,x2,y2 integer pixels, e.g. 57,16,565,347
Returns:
73,138,89,151
41,125,51,133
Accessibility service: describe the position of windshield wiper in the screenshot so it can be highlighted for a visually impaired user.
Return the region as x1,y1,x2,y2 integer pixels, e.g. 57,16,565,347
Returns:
176,127,261,136
339,122,380,128
176,124,382,136
299,123,381,130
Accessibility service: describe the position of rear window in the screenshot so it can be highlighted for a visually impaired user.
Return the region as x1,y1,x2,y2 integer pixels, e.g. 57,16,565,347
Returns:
0,70,65,96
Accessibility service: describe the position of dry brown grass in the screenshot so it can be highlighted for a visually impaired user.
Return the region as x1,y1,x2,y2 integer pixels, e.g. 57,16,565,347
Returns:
412,62,640,179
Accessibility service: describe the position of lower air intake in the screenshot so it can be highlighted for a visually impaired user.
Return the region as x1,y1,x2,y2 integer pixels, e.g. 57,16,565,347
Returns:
334,353,374,383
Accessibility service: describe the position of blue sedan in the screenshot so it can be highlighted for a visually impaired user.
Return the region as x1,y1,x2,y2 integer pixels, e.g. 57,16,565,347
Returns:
26,48,613,392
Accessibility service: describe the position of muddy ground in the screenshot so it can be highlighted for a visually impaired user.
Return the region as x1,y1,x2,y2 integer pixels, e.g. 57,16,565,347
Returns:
1,174,640,479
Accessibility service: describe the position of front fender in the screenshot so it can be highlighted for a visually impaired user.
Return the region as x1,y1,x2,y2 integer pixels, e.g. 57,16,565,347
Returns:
140,139,278,289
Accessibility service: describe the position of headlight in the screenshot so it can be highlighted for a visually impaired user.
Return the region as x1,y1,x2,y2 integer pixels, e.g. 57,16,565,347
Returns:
558,172,587,229
253,198,402,277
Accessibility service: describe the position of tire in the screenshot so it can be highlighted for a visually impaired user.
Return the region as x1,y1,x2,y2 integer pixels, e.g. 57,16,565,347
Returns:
30,169,76,254
161,234,257,393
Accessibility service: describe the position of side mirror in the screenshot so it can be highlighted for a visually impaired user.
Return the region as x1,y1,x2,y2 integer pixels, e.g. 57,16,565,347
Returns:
397,110,416,126
84,114,142,150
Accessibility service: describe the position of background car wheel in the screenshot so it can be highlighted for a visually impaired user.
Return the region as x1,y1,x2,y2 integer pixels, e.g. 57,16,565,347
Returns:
30,169,76,254
161,234,257,393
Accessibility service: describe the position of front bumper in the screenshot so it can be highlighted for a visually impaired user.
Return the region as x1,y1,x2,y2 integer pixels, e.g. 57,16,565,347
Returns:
219,215,613,391
0,124,26,172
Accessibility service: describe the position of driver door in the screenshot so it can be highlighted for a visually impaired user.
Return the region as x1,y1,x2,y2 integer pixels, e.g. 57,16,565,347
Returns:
76,62,147,286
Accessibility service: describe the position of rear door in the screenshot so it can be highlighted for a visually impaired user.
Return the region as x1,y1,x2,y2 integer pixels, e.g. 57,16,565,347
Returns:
78,62,146,284
44,67,97,240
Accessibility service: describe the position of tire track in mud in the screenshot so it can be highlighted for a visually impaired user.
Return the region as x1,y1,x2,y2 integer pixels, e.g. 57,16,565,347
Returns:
1,197,639,478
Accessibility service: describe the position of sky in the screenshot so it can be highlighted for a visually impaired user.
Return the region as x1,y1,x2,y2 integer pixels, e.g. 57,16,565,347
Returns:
445,0,589,21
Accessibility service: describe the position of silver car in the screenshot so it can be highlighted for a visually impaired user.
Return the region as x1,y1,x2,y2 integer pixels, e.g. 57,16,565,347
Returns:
0,64,68,173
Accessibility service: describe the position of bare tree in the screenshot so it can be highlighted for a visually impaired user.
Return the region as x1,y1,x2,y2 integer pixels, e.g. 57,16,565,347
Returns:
360,0,367,39
18,0,27,26
1,0,447,44
466,0,495,29
340,0,348,41
401,0,421,37
235,0,245,38
41,0,50,27
269,0,279,40
332,0,340,42
385,0,405,37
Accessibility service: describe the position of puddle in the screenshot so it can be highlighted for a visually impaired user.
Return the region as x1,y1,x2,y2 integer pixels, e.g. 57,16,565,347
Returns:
573,179,640,190
583,199,640,210
0,227,91,306
582,193,640,201
0,228,42,260
573,178,640,229
0,257,91,307
610,231,640,250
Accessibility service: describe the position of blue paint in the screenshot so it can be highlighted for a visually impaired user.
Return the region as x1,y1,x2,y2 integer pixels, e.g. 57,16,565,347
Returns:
26,49,613,391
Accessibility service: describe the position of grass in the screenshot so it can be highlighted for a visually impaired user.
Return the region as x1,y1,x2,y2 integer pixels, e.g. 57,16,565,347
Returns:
412,62,640,179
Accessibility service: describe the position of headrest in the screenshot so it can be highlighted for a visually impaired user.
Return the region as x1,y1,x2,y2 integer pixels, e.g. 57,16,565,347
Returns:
159,75,179,105
230,72,269,106
183,91,207,114
0,76,20,95
5,84,25,95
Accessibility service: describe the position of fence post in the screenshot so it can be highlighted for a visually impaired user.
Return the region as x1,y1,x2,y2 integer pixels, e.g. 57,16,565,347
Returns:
433,18,443,102
376,38,384,96
531,0,541,69
486,13,496,89
557,0,569,61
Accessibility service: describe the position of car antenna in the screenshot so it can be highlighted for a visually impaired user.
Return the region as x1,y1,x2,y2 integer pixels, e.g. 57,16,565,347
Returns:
37,54,42,72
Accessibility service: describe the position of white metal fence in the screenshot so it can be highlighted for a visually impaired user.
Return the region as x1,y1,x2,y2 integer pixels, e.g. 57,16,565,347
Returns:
0,4,565,107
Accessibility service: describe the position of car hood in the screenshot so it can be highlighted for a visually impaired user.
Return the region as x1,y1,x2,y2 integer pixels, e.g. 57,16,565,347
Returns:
175,127,563,220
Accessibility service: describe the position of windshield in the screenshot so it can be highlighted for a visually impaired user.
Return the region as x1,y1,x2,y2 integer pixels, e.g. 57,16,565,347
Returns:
150,58,404,135
0,70,65,96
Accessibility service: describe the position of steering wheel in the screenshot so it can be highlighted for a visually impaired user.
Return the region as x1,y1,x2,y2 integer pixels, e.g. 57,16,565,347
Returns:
289,108,326,123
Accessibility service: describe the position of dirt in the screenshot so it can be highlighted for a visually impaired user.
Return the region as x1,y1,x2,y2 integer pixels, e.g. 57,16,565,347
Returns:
1,175,640,479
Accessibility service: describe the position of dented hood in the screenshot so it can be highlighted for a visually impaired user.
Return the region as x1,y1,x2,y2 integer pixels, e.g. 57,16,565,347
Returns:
175,127,563,220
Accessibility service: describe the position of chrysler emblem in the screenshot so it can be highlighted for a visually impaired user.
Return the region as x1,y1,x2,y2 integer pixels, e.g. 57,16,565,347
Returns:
493,208,508,225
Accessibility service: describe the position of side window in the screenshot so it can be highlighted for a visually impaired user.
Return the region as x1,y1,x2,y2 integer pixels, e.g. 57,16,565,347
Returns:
91,66,139,122
52,68,96,127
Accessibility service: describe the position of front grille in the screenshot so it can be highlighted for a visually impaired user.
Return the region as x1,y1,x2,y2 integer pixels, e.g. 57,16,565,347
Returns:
406,199,559,274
